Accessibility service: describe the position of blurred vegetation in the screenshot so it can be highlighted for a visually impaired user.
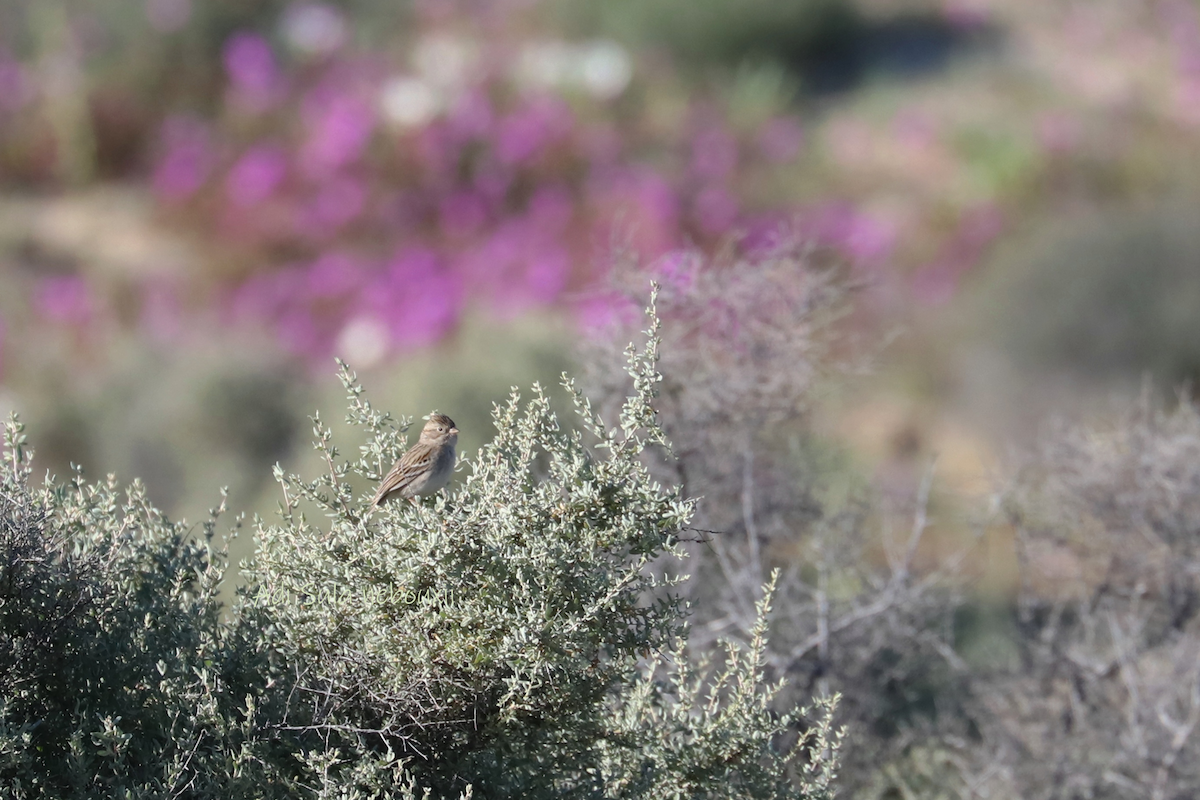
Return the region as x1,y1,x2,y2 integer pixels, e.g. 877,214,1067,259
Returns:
549,0,858,74
4,0,1200,795
984,202,1200,390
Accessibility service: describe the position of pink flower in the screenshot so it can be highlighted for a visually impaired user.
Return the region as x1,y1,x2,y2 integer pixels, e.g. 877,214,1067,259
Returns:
690,127,738,180
153,116,213,199
803,204,896,266
495,97,572,165
652,250,699,291
306,251,363,298
226,143,288,205
446,91,495,142
589,166,680,257
694,186,738,234
439,190,490,237
359,248,461,348
223,32,284,109
523,247,569,303
573,292,639,334
630,169,679,227
740,212,791,254
277,308,322,356
527,185,574,233
298,175,367,235
841,212,897,265
35,277,94,326
229,270,299,320
0,52,31,113
301,94,376,175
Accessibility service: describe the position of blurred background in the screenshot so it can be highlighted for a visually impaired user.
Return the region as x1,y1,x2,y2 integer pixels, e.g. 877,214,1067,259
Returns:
4,0,1200,794
3,0,1198,517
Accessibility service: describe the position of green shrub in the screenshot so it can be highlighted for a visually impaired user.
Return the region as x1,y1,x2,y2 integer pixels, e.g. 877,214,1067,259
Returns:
0,423,295,797
0,293,841,798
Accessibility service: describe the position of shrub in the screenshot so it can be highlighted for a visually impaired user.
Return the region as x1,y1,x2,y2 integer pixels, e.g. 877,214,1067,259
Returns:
0,293,841,798
978,393,1200,800
584,244,976,798
0,420,294,797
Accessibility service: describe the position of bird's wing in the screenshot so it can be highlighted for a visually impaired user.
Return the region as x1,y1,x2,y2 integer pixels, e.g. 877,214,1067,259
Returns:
371,443,436,505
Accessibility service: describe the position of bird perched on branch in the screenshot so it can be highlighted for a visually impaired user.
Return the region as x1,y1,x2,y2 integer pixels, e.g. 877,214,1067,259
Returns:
370,413,458,508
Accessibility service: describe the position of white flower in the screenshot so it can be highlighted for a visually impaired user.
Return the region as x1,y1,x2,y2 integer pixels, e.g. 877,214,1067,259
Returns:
579,40,632,100
380,76,441,128
337,316,389,368
514,38,633,99
280,3,347,55
516,41,575,91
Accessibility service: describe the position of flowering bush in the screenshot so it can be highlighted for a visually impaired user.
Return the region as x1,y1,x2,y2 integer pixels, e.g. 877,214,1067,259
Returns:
149,14,818,367
4,0,1199,381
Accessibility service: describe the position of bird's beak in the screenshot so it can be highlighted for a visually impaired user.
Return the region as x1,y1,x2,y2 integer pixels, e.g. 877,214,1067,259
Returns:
450,427,459,435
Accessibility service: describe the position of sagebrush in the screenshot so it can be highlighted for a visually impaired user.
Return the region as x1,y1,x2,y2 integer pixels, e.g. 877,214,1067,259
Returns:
0,293,840,799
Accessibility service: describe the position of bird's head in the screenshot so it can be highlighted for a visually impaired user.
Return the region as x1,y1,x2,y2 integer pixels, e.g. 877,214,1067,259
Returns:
420,413,459,446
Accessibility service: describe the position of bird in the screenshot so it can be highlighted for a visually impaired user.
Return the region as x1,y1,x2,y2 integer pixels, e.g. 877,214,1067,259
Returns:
369,413,459,509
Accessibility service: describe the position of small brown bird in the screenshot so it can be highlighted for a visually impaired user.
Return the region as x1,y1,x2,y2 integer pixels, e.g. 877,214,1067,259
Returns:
370,413,459,508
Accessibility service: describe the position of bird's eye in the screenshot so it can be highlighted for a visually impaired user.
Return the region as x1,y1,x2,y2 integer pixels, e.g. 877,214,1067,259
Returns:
438,426,444,432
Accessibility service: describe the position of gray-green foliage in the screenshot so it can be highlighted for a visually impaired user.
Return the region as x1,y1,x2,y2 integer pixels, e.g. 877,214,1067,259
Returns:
0,295,840,798
0,419,295,798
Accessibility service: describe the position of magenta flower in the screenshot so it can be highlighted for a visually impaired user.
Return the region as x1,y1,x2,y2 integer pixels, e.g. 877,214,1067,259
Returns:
153,116,213,200
472,163,515,207
35,276,94,326
630,169,679,228
690,127,738,180
527,185,574,233
652,250,700,292
301,93,376,175
277,307,322,357
0,52,30,113
439,190,490,237
224,32,284,109
572,291,639,334
298,175,367,235
803,204,896,266
522,246,570,303
389,273,459,346
588,166,680,257
306,251,363,298
446,91,495,143
226,143,288,205
841,211,897,265
740,212,791,254
495,97,573,165
229,270,298,321
359,249,461,348
694,186,739,234
459,224,522,296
